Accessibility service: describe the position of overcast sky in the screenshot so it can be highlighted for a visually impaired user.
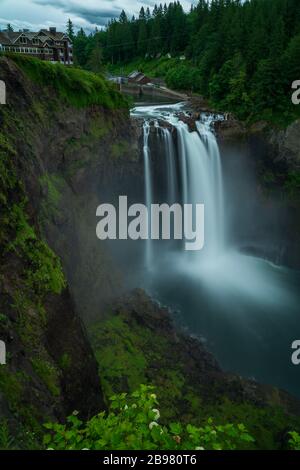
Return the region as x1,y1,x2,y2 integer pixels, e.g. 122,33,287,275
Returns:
0,0,197,33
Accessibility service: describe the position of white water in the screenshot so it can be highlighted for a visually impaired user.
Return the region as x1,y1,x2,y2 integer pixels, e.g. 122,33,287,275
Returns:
143,120,153,268
135,103,225,263
131,102,300,397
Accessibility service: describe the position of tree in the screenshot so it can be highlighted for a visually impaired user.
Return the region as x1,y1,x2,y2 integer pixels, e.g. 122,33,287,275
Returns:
6,23,14,32
87,36,104,73
73,28,88,67
137,18,148,57
66,18,74,41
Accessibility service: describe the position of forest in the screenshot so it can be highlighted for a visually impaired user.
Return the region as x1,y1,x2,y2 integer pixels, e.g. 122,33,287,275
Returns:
68,0,300,124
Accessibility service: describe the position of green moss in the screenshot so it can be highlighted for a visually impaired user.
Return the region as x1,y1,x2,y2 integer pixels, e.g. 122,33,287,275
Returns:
0,367,23,409
89,115,113,140
31,358,60,397
201,399,300,450
59,353,72,371
111,141,131,160
39,173,65,222
90,316,148,399
6,53,129,110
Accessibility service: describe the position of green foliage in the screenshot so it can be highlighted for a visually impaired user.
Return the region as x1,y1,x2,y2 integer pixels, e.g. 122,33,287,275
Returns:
0,420,15,450
6,54,128,110
43,385,254,450
289,431,300,450
7,204,66,296
111,141,131,160
89,311,300,449
90,316,148,399
31,358,60,397
59,353,71,371
38,172,65,225
0,367,23,410
81,0,300,126
166,64,201,92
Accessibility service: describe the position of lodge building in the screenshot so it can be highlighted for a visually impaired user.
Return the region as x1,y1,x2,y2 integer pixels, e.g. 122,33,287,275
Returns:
0,27,73,65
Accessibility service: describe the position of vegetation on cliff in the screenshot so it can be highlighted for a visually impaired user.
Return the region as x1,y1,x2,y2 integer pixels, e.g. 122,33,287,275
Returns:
0,124,66,445
0,56,113,448
88,291,300,450
5,54,128,110
43,385,255,450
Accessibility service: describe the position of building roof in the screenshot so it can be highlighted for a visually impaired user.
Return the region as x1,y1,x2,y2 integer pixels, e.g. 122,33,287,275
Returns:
0,28,71,46
136,74,149,82
128,71,142,79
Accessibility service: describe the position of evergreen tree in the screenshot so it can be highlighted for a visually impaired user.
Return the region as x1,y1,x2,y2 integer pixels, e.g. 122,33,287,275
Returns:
66,18,75,41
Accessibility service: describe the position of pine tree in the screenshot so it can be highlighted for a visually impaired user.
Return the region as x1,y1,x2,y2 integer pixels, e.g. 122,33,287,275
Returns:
66,18,75,41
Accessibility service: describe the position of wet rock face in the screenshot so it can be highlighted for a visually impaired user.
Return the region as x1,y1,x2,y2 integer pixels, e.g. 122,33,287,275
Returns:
0,57,123,435
45,290,105,417
268,119,300,169
214,117,247,141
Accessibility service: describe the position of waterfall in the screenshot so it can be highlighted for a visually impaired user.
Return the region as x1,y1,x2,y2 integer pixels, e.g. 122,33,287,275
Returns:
143,120,153,268
169,117,224,260
162,128,177,204
140,106,225,264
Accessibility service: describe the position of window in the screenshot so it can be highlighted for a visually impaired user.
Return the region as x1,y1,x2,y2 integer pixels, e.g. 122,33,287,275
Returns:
32,38,39,45
19,36,27,44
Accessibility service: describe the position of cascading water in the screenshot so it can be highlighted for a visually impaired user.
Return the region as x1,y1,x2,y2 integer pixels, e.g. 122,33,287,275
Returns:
140,105,225,262
143,120,153,268
133,103,300,399
162,128,177,204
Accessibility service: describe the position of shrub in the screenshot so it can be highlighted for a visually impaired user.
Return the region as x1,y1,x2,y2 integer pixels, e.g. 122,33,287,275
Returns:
43,385,255,450
289,432,300,451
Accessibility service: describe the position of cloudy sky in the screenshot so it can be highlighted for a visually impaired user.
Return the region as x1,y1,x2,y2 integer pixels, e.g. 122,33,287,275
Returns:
0,0,197,33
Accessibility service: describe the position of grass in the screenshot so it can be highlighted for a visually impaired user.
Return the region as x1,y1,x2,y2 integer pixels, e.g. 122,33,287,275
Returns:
5,53,129,110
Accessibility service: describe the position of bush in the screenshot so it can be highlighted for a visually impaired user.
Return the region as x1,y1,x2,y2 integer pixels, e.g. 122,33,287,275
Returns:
43,385,255,450
289,432,300,451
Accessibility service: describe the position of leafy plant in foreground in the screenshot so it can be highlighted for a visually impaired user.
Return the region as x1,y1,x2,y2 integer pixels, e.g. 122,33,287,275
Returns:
43,385,255,450
289,432,300,451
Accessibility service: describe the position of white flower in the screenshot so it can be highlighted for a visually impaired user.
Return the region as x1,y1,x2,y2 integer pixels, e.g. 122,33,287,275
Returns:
152,408,160,421
195,446,205,451
150,394,157,399
47,448,55,451
124,405,129,410
132,403,137,409
82,448,90,451
149,421,159,430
